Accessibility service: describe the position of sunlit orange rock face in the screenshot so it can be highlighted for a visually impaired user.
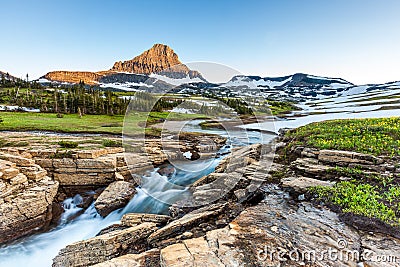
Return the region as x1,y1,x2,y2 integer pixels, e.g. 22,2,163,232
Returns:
43,44,202,84
111,44,189,74
44,71,103,85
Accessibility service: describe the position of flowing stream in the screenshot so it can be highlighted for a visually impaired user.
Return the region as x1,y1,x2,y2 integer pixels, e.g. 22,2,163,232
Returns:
0,87,398,266
0,145,234,267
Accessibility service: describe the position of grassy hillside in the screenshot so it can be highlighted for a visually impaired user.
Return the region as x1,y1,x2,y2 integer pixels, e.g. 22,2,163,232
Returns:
285,117,400,156
284,117,400,227
0,111,205,135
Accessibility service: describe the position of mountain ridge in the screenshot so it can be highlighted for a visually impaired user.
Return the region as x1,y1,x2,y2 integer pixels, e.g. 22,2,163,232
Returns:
42,44,204,85
0,71,18,81
223,73,354,89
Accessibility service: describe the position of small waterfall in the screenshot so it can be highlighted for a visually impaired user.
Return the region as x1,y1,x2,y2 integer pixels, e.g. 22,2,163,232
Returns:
0,149,226,267
0,196,104,267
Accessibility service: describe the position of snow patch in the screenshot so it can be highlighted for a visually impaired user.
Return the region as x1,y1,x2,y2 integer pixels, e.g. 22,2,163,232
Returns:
340,85,370,97
150,74,205,86
223,76,292,89
99,82,153,91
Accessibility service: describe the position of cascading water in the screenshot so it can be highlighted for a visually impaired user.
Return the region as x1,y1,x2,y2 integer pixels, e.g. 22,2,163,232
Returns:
0,111,278,267
0,146,229,267
0,195,106,267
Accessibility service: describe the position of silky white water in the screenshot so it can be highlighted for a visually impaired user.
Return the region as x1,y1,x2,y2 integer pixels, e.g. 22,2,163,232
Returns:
0,154,225,267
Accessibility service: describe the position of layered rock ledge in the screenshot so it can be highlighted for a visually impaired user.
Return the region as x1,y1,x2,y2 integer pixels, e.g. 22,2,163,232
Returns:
50,134,400,267
0,131,226,245
0,156,59,243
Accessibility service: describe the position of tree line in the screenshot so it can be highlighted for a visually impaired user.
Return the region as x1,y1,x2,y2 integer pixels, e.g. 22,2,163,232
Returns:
0,81,186,116
0,73,42,89
202,93,254,115
0,81,129,115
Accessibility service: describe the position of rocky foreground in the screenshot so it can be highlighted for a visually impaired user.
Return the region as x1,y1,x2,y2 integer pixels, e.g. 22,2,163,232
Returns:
1,130,399,266
0,132,225,243
54,138,399,267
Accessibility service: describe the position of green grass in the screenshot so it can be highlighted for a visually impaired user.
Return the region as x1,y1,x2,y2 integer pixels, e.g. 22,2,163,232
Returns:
0,139,29,147
290,117,400,227
266,100,300,116
285,117,400,156
0,111,208,135
0,112,126,134
310,181,400,226
58,140,79,148
102,139,122,147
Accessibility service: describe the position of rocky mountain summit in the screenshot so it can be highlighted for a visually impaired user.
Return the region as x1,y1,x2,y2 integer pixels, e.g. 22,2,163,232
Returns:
111,44,203,79
42,44,205,87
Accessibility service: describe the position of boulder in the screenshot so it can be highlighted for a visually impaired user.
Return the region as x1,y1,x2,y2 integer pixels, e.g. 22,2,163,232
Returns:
160,237,225,267
0,177,59,243
2,167,19,180
75,158,116,170
9,173,28,185
147,203,226,246
52,222,158,267
282,176,334,194
94,181,136,217
19,165,47,181
121,213,171,227
92,249,160,267
39,154,120,186
0,159,16,171
76,149,108,159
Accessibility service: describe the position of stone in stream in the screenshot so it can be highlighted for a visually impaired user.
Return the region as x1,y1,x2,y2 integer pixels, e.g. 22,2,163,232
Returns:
52,222,158,267
94,181,136,217
147,203,227,246
187,143,280,207
121,213,171,227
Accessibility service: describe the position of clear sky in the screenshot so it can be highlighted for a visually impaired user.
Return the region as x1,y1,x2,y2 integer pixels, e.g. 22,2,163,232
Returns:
1,0,400,84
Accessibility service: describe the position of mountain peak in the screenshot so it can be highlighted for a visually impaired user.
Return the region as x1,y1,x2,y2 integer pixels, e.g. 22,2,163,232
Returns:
43,44,205,85
110,43,190,75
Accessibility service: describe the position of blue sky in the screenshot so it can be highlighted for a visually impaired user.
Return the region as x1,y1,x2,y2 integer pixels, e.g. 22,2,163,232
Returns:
1,0,400,84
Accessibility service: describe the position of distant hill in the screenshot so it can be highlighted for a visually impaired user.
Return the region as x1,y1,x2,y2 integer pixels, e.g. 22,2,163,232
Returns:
0,71,18,81
222,73,353,90
174,73,400,102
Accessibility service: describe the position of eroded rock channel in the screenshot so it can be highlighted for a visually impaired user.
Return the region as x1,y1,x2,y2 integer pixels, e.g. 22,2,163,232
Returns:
1,129,399,267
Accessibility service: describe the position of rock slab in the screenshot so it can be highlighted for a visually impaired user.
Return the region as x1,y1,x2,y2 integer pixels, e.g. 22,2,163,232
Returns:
94,181,136,217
